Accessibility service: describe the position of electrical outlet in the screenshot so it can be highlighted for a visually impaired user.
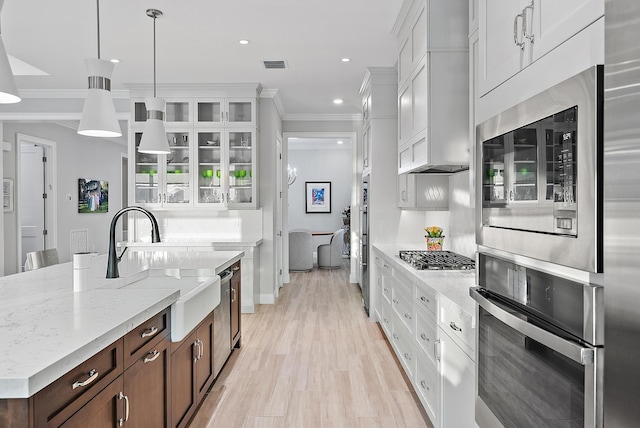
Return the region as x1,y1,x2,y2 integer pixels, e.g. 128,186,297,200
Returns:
65,194,72,202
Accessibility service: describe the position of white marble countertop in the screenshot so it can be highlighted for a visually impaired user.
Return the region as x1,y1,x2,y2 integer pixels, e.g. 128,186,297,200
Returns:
0,249,243,399
373,243,477,317
118,238,263,249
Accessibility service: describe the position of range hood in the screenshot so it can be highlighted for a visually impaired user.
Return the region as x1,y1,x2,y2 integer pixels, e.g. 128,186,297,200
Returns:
409,164,469,173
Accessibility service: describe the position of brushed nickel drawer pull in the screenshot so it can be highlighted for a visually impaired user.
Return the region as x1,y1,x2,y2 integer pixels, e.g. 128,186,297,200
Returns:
404,313,412,320
143,350,160,363
141,326,158,338
420,333,428,341
420,296,430,303
404,353,412,361
420,380,429,391
118,392,130,426
449,322,462,332
393,298,399,304
72,369,99,389
393,333,400,340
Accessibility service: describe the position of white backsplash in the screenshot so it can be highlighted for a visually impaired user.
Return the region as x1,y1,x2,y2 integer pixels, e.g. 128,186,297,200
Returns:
397,171,476,259
130,209,263,242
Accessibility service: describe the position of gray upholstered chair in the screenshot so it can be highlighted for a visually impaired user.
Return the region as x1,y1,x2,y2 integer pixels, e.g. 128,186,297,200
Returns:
289,230,313,272
317,229,345,269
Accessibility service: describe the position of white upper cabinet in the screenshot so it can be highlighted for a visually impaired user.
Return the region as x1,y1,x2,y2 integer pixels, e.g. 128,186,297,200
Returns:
394,0,470,174
129,85,260,210
479,0,604,96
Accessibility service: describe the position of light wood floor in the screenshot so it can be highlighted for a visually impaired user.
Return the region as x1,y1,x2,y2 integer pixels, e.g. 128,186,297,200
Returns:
189,260,433,428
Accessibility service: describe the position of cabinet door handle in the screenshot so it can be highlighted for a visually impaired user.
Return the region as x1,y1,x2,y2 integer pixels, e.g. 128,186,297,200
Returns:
420,333,428,342
143,350,160,363
404,313,412,320
193,340,201,362
393,298,399,304
232,265,240,272
523,1,535,42
449,322,463,332
420,296,430,304
434,339,441,362
420,380,429,391
220,111,224,122
403,352,412,361
72,369,99,389
118,392,130,426
141,326,158,338
198,339,204,360
513,12,525,49
393,333,400,340
401,190,406,202
231,287,236,302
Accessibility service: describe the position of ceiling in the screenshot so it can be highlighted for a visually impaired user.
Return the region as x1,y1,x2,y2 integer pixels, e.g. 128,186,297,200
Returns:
2,0,404,119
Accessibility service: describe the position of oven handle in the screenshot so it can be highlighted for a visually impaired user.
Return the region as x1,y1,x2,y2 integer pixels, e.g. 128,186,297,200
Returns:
470,287,595,365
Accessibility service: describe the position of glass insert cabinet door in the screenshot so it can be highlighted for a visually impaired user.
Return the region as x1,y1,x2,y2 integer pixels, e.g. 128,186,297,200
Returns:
134,100,191,124
133,131,192,206
165,131,191,205
134,132,160,204
195,99,254,126
197,130,223,204
227,130,254,205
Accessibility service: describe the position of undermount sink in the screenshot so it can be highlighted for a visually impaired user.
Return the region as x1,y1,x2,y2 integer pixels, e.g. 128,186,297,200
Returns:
122,270,221,342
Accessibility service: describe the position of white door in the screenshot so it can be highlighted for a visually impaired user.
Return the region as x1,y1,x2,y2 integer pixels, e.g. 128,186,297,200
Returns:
19,144,45,269
275,132,284,293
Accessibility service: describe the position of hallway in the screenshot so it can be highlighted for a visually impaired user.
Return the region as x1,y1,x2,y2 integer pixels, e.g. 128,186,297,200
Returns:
189,261,432,427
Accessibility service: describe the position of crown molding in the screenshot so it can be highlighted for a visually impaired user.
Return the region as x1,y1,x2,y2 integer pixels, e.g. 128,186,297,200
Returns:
260,88,285,120
283,113,361,122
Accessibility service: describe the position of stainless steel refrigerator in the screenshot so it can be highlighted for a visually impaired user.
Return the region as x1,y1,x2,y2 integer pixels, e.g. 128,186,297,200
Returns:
604,1,640,425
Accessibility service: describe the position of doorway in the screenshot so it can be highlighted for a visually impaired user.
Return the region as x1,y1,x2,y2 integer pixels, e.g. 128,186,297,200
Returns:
17,134,57,272
282,132,357,282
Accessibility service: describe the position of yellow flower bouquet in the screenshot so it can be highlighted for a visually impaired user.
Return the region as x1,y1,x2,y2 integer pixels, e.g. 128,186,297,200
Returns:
424,226,444,251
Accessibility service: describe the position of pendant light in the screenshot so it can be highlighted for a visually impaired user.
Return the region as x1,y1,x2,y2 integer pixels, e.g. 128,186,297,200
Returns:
78,0,121,137
138,9,170,154
0,0,20,103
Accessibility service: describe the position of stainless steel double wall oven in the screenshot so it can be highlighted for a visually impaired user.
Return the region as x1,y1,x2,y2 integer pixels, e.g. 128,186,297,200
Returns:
473,66,604,428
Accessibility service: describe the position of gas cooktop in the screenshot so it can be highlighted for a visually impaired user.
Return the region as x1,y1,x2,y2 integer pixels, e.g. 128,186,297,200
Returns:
398,250,475,270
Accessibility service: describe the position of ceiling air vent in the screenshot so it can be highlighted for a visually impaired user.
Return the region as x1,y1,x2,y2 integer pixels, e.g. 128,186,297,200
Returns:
262,60,287,70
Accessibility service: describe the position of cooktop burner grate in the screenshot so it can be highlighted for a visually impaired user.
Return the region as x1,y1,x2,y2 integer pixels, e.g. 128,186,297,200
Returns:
398,250,475,270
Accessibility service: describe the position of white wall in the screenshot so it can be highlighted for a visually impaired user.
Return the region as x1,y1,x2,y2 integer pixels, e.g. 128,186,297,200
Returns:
2,122,127,274
288,146,352,242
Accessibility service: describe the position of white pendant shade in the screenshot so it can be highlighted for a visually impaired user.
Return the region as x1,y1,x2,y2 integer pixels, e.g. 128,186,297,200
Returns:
138,97,170,154
78,58,121,137
0,36,20,104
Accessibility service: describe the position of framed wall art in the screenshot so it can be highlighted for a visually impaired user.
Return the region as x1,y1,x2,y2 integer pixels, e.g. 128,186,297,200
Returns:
3,178,13,212
305,181,331,213
78,178,109,213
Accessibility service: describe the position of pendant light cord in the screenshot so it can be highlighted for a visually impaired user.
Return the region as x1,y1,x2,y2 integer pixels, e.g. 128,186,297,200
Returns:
153,14,156,98
96,0,101,59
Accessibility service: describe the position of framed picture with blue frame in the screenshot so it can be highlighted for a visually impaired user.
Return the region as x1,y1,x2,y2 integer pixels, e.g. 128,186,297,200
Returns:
305,181,331,213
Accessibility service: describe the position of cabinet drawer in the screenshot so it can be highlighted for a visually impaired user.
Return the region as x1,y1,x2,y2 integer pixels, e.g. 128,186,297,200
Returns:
381,275,392,304
415,282,437,318
33,339,124,428
380,302,393,338
123,308,170,368
416,309,438,365
391,286,414,335
439,297,475,355
415,356,440,427
391,328,416,379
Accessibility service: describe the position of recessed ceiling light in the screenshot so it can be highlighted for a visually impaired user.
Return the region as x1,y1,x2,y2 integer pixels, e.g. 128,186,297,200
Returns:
110,59,120,63
238,39,250,45
337,140,344,144
341,58,351,62
333,99,343,105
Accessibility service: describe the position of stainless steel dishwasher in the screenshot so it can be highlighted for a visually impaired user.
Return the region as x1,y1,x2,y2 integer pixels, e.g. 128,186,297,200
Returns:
213,268,233,377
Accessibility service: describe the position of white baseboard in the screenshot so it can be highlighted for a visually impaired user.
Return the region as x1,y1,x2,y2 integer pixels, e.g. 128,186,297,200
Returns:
259,293,276,304
350,273,358,283
241,304,255,314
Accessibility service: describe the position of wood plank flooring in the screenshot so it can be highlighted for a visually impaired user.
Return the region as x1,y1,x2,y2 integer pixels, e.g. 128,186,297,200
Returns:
189,260,432,428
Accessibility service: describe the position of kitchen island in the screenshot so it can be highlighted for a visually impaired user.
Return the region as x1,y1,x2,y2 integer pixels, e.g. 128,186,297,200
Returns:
0,249,243,428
